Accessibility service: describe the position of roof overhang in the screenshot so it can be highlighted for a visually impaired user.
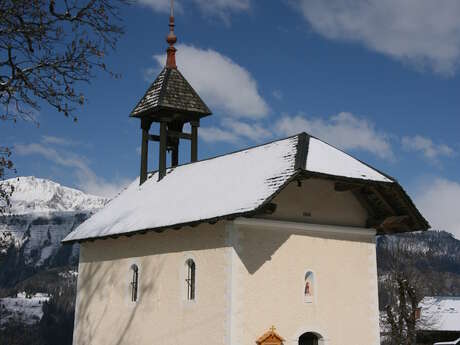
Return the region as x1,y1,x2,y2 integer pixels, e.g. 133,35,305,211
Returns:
63,133,429,244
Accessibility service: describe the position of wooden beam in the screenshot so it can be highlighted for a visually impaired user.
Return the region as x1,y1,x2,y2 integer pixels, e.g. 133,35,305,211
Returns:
371,186,396,215
139,119,151,185
168,130,192,140
379,215,411,232
149,132,192,142
352,189,377,225
140,128,149,185
159,121,167,180
149,134,160,142
334,182,362,192
191,121,199,162
171,142,179,167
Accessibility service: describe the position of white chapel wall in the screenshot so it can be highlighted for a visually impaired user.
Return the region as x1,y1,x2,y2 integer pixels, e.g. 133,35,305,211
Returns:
262,179,368,227
73,222,230,345
73,177,380,345
228,179,380,345
228,221,380,345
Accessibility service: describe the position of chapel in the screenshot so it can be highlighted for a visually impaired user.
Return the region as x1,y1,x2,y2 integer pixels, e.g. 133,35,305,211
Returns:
63,6,429,345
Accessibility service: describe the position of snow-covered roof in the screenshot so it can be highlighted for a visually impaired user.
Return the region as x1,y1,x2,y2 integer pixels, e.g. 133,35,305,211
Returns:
419,297,460,332
63,133,428,243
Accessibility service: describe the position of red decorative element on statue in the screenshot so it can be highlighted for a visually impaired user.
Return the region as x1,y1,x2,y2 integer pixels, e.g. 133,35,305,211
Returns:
305,281,310,295
166,1,177,69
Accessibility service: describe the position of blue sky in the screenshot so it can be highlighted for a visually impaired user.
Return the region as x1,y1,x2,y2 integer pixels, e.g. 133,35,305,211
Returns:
3,0,460,237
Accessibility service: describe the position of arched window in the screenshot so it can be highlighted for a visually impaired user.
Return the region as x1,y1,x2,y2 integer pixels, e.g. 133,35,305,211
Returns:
299,332,319,345
304,271,314,303
130,264,139,302
185,259,195,301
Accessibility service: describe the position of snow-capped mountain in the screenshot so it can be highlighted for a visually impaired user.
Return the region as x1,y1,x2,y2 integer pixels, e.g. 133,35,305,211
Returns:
3,176,107,215
0,177,108,287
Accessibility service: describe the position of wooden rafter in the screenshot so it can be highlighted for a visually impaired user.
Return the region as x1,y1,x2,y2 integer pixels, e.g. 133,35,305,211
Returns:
371,186,397,216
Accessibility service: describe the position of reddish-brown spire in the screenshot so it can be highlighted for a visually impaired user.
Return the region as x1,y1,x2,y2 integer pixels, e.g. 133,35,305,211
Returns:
166,0,177,69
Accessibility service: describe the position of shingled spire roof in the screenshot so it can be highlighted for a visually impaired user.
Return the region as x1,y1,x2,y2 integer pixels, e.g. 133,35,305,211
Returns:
130,5,211,119
130,67,211,118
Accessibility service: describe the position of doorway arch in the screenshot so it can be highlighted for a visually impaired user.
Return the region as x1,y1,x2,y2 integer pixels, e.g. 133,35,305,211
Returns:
298,332,320,345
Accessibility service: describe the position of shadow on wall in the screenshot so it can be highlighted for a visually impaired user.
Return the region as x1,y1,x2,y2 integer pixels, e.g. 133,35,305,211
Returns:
75,254,169,345
73,219,374,344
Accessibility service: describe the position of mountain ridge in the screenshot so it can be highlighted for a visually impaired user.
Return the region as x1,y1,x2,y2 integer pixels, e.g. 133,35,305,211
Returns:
0,177,108,288
2,176,107,215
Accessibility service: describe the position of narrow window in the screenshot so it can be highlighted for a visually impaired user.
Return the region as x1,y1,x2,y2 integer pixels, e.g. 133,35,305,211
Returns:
130,264,139,302
304,271,314,303
186,259,195,300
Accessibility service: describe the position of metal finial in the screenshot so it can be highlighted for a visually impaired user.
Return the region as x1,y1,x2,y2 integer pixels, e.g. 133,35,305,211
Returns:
166,0,177,68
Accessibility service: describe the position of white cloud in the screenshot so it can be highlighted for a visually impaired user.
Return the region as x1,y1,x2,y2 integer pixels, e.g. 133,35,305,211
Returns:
200,119,270,144
193,0,250,20
136,0,250,20
272,90,283,100
416,178,460,239
295,0,460,75
221,119,271,141
153,44,269,119
136,0,171,13
14,138,129,198
276,112,393,159
200,126,240,144
402,135,454,161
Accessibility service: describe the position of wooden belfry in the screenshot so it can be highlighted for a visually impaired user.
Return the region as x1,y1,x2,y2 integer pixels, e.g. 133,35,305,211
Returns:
130,0,212,184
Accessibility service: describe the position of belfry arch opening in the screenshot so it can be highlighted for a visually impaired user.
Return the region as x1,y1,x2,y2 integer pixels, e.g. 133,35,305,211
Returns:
299,332,321,345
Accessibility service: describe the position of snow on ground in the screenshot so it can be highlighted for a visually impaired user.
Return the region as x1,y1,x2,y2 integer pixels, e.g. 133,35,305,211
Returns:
419,296,460,331
0,292,50,326
58,270,78,279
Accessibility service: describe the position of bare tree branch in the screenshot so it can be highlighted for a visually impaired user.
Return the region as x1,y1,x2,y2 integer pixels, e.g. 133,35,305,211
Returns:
0,0,127,210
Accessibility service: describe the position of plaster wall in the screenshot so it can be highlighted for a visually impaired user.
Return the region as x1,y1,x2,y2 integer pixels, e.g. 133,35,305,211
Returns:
228,180,379,345
262,179,368,227
72,178,379,345
229,221,380,345
73,223,230,345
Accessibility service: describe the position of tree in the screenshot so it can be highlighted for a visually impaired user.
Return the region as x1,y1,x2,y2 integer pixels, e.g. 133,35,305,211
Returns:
0,147,14,212
381,242,435,345
0,0,127,211
384,271,420,345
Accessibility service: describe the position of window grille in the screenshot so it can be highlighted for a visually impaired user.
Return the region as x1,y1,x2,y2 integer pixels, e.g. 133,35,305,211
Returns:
186,259,195,300
131,264,139,302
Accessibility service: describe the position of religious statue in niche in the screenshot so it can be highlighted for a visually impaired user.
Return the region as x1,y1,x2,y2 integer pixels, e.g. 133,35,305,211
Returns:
304,271,314,303
256,326,284,345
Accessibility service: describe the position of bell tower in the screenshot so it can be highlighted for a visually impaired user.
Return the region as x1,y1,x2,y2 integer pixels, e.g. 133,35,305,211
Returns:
130,0,212,184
